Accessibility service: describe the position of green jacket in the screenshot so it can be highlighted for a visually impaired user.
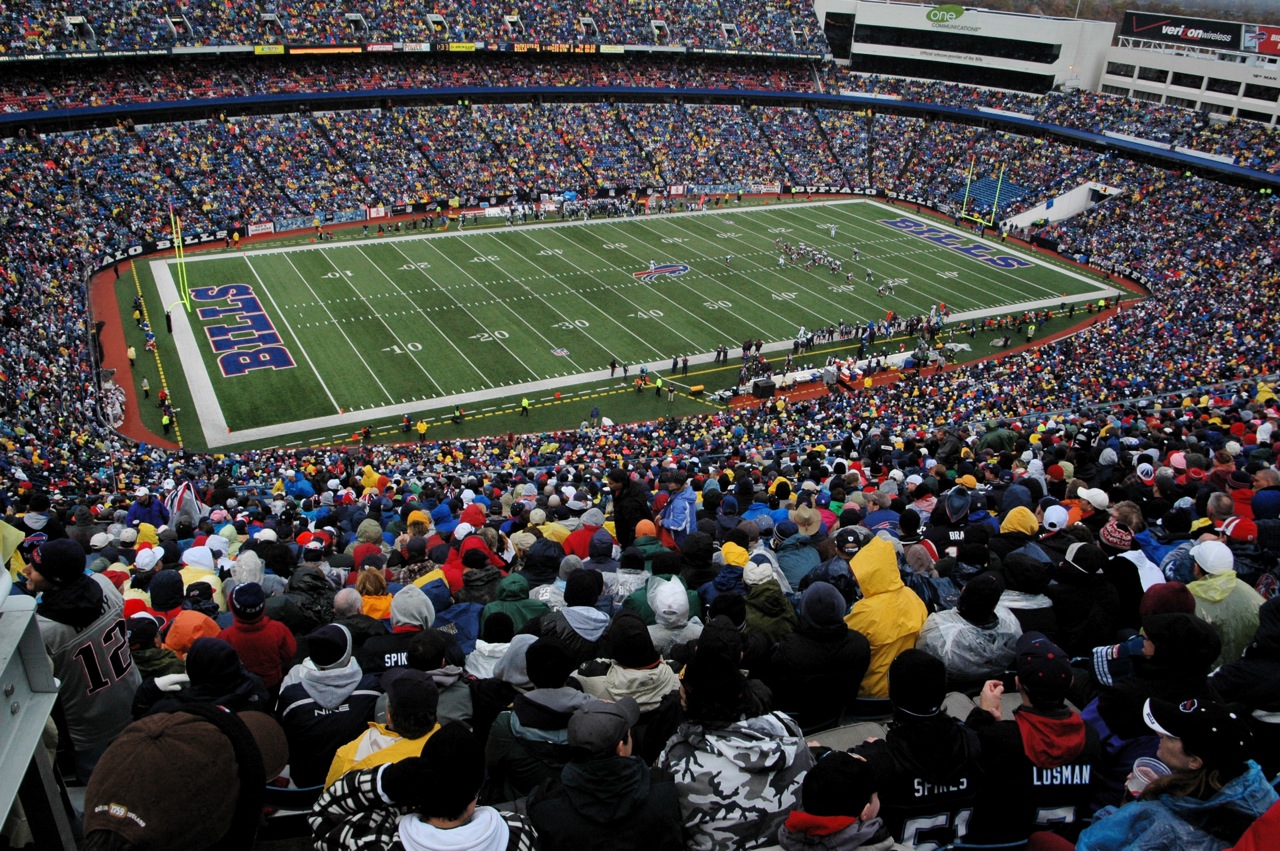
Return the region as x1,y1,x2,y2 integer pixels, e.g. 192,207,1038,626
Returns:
744,581,798,646
132,645,187,679
633,535,672,573
623,574,701,626
482,574,550,633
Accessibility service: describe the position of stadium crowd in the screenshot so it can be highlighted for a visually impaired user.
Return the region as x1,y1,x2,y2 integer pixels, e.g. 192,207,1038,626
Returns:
0,0,828,54
0,53,1275,176
8,362,1280,847
5,136,1280,851
3,11,1280,846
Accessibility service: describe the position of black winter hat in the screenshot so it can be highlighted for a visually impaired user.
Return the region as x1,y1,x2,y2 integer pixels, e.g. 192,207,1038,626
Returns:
696,614,743,662
525,638,577,689
127,613,163,651
461,547,490,570
608,612,660,668
956,572,1005,627
1002,553,1049,595
722,526,750,551
32,538,87,585
308,624,353,670
564,568,603,607
229,582,266,621
148,569,185,611
897,509,921,539
802,751,878,817
415,723,484,818
889,649,946,717
799,580,848,628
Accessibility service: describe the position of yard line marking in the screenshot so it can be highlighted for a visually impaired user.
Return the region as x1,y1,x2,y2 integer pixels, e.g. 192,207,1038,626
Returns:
417,239,591,374
667,212,884,322
277,252,396,403
387,241,538,382
507,230,665,360
629,217,837,330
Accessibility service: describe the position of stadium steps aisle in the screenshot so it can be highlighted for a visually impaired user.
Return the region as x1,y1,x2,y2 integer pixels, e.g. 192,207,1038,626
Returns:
619,106,660,176
308,115,364,186
807,104,859,186
397,107,449,186
556,103,597,180
742,104,789,180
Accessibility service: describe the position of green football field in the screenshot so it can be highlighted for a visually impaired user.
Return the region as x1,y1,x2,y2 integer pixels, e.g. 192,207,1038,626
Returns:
135,199,1118,449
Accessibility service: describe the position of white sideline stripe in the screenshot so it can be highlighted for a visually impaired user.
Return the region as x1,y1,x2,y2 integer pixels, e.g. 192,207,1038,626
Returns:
150,259,229,439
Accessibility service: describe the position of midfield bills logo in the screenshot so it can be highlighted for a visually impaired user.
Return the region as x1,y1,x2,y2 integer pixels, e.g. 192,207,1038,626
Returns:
634,264,691,280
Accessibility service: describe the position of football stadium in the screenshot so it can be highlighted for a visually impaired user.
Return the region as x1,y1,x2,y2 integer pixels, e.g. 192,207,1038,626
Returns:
143,200,1115,446
3,0,1280,848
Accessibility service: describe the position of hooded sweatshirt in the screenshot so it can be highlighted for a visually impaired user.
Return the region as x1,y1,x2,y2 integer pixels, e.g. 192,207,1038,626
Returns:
483,573,551,632
396,807,514,851
356,585,435,673
486,687,595,801
278,657,383,788
648,575,704,655
745,580,799,646
963,703,1101,843
535,605,611,665
585,528,621,573
468,635,537,753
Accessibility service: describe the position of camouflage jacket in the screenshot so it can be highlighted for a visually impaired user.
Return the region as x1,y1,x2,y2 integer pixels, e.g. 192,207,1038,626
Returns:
309,764,537,851
658,712,813,850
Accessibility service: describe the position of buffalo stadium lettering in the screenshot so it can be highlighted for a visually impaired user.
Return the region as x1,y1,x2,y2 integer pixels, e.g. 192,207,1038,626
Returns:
190,284,296,377
879,218,1032,270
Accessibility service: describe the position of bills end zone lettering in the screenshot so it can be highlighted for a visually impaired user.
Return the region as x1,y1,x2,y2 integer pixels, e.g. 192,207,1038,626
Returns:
634,263,690,280
879,218,1032,270
190,284,296,377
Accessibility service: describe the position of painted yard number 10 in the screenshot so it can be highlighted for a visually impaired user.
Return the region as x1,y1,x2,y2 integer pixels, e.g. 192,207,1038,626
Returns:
382,343,423,354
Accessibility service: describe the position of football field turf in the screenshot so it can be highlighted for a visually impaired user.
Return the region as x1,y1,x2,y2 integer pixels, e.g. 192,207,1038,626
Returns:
138,199,1119,449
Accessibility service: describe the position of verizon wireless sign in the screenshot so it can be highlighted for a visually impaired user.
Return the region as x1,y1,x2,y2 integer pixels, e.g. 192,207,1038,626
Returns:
1120,11,1243,51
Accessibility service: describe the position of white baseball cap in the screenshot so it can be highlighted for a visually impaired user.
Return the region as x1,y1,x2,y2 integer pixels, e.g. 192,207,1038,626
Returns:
1190,540,1234,575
